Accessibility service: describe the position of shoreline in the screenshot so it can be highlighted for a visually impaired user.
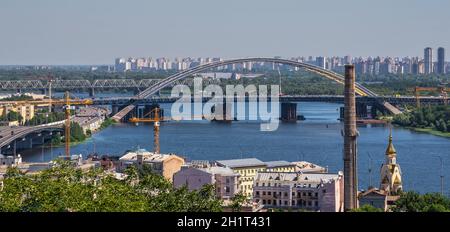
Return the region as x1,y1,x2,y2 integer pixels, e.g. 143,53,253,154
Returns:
393,125,450,138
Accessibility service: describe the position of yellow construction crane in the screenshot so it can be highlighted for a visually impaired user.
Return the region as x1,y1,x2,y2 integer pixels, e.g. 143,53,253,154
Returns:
413,86,450,107
10,91,93,157
129,107,163,154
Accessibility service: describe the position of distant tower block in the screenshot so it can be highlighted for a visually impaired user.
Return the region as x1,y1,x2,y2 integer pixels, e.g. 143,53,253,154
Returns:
281,102,297,122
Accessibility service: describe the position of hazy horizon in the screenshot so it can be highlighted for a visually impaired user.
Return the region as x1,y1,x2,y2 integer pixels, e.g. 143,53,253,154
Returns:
1,0,449,65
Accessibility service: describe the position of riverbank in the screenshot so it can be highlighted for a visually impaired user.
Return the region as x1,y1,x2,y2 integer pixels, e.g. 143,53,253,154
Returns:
406,127,450,138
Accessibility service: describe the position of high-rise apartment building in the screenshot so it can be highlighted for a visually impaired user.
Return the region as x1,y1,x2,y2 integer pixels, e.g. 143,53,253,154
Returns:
437,47,446,74
424,47,433,74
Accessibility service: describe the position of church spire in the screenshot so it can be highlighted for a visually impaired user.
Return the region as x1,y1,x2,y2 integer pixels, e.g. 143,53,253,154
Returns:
385,126,396,156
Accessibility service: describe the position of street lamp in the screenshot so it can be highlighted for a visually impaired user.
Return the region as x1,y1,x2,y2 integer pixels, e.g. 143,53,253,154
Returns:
436,156,444,196
367,152,373,188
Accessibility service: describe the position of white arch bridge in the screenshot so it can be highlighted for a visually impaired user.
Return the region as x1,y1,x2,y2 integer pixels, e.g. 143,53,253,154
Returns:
109,57,401,120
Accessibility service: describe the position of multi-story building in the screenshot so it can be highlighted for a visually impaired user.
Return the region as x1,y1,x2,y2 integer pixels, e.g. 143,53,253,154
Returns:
216,158,267,198
118,149,185,182
0,104,35,124
173,165,240,200
437,47,446,74
253,172,344,212
424,47,433,74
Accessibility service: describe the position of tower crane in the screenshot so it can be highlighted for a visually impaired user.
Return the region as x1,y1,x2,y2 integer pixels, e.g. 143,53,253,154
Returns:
129,107,163,154
413,86,450,107
10,91,93,157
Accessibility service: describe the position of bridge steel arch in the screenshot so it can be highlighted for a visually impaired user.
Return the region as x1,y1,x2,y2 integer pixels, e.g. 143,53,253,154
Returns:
136,57,378,99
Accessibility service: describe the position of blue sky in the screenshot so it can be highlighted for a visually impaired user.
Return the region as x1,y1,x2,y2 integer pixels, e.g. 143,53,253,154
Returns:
0,0,449,65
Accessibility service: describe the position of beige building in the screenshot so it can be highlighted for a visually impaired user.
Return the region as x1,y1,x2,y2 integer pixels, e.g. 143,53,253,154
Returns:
253,172,344,212
118,149,185,182
216,158,267,198
359,188,400,211
0,104,35,124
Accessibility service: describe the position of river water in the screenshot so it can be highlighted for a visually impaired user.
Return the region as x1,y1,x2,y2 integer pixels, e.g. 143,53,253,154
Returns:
20,99,450,195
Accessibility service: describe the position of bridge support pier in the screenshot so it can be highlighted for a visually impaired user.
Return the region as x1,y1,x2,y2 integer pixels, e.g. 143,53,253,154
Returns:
89,88,95,97
280,102,298,122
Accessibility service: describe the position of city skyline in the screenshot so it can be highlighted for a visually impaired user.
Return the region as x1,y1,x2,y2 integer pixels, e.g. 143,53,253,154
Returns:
1,0,450,65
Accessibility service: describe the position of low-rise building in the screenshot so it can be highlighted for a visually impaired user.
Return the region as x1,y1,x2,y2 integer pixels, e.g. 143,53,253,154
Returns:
216,158,267,198
253,171,344,212
265,161,296,172
118,149,185,182
173,165,240,200
0,154,22,166
358,188,399,211
0,104,35,124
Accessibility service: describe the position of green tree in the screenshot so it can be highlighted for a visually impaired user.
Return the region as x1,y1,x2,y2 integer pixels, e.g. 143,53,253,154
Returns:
230,192,247,212
392,191,450,212
350,204,384,212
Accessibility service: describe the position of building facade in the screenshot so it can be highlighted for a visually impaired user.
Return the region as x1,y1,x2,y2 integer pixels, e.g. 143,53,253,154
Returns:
118,149,185,182
437,47,446,74
424,47,433,74
253,172,344,212
173,165,240,200
216,158,267,198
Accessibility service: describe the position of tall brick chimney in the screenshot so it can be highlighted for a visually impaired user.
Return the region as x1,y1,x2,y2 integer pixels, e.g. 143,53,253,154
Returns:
343,65,358,211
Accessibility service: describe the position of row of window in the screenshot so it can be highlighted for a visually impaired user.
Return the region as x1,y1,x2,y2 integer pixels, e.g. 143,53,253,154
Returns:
255,182,316,188
255,191,320,197
256,199,319,207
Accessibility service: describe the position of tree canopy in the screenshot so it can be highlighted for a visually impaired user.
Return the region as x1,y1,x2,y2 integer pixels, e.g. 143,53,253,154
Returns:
0,161,223,212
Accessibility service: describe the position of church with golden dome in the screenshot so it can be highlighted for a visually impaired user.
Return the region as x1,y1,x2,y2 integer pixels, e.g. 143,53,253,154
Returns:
379,128,403,195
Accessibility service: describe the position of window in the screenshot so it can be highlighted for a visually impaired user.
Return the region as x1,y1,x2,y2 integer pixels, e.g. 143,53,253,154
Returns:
284,192,288,197
225,186,230,193
315,201,318,207
303,192,306,196
263,191,266,195
262,200,266,204
284,201,288,205
315,192,318,197
292,200,295,206
323,189,326,194
308,201,312,206
268,192,271,195
267,200,271,205
308,192,312,197
256,191,260,196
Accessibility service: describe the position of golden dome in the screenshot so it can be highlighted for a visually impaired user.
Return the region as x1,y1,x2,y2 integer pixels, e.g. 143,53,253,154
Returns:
385,128,396,156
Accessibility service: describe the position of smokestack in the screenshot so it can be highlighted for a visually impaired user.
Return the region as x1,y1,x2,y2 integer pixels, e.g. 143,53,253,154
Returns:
343,65,358,211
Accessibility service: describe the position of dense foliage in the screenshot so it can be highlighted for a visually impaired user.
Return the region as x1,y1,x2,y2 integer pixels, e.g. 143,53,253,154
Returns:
24,111,66,126
393,106,450,133
69,122,86,142
99,118,116,130
0,111,22,122
0,161,223,212
392,192,450,212
1,94,33,101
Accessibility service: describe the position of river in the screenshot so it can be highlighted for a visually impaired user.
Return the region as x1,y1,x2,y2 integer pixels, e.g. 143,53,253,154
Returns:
20,100,450,195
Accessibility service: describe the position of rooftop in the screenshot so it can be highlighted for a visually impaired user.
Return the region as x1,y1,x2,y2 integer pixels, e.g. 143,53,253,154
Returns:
119,149,182,162
216,158,266,168
265,160,295,168
255,172,342,184
201,166,238,176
